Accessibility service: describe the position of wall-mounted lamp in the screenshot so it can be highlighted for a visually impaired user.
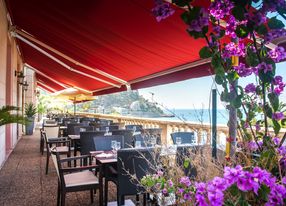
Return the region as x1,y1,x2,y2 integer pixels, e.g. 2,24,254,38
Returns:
15,71,25,84
22,81,29,91
36,90,40,97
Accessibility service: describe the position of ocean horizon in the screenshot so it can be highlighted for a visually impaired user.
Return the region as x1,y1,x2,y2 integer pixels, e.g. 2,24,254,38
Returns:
158,108,229,125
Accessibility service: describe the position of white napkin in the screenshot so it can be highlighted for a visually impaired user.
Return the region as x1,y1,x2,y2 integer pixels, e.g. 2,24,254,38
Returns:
95,153,113,158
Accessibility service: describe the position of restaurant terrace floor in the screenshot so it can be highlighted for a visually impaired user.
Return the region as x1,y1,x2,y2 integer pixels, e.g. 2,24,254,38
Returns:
0,128,124,206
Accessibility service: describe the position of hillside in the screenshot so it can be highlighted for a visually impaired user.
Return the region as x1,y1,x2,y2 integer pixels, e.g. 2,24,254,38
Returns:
78,91,165,117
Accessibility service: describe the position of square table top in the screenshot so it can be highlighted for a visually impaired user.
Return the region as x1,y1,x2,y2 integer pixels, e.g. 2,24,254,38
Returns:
91,151,117,164
68,134,80,140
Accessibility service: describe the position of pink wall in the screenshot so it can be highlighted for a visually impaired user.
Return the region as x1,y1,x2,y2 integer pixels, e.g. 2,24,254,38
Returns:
0,0,24,168
5,38,12,155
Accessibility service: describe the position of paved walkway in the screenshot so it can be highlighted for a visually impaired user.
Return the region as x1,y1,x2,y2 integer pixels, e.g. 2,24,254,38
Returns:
0,129,117,206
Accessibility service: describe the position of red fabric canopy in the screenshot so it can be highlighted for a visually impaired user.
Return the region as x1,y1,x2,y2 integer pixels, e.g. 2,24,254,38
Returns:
6,0,215,94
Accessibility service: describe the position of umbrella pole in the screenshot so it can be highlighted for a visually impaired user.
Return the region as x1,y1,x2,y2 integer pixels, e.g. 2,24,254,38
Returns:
74,97,76,116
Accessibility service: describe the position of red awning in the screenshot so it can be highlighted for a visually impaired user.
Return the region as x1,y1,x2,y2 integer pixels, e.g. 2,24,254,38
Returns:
6,0,222,94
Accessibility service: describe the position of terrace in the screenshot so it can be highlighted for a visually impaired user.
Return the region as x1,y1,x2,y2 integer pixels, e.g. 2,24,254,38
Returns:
1,0,286,206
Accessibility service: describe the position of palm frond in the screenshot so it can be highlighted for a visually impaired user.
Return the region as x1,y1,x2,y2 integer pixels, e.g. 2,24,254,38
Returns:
0,105,27,126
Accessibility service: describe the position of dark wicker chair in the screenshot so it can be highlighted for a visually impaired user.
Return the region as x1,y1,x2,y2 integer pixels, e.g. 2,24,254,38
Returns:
67,123,85,135
170,132,195,144
134,128,162,147
125,124,143,132
112,129,134,148
41,129,71,175
99,125,119,132
50,147,103,206
80,131,105,155
104,148,156,206
93,135,124,151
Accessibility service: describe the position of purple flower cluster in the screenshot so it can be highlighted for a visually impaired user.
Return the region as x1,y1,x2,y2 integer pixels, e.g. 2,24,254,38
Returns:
233,63,253,77
147,166,286,206
195,166,286,205
283,177,286,185
179,176,191,187
269,47,286,63
245,12,267,26
209,0,234,20
244,83,256,94
207,177,227,205
225,15,237,38
195,182,208,206
278,146,286,156
188,8,209,32
222,42,246,59
255,62,273,74
272,76,285,95
247,141,259,151
273,137,281,146
272,112,285,121
264,29,286,43
151,0,175,22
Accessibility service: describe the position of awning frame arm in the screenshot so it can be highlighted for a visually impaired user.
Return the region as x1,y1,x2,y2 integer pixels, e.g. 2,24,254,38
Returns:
11,31,122,88
14,28,130,87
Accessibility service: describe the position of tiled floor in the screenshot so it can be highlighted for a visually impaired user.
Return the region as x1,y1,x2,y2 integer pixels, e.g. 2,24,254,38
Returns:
0,129,122,206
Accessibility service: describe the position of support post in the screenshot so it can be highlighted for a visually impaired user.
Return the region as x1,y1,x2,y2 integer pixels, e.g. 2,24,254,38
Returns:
212,89,217,159
228,80,238,159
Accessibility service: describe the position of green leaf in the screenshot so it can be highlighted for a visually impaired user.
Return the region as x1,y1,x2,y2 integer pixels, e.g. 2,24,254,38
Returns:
268,93,279,111
268,17,285,29
259,70,274,84
235,25,249,38
273,120,281,135
181,11,190,24
237,109,243,119
256,24,268,35
219,29,225,38
211,54,221,68
258,184,270,202
230,96,242,108
221,91,230,102
215,74,224,85
282,119,286,126
246,48,259,67
199,46,212,59
227,71,239,82
264,104,273,119
172,0,191,7
224,200,235,206
229,185,239,196
232,6,245,21
183,159,190,168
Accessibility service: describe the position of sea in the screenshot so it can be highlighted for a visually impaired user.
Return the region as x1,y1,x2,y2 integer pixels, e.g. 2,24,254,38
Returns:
157,109,229,125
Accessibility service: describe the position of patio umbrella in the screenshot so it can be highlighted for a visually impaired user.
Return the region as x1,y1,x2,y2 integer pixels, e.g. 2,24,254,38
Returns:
52,88,96,115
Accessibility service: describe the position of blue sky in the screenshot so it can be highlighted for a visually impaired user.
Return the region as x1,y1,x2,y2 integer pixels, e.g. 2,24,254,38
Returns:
139,62,286,110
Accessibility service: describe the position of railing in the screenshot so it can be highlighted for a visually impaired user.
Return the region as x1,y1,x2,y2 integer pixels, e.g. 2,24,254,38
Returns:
76,112,229,145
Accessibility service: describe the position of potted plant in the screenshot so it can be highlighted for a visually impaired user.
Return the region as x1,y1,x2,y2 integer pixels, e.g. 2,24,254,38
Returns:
25,103,37,135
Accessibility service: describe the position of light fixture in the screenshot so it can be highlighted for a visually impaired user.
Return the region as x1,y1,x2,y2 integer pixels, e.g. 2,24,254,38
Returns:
22,81,29,91
15,71,25,84
36,90,40,97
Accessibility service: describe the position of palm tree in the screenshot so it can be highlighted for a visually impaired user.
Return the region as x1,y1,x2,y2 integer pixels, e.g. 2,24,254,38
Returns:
0,106,27,126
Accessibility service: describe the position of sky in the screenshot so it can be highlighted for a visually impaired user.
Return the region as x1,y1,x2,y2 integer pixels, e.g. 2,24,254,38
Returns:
138,62,286,110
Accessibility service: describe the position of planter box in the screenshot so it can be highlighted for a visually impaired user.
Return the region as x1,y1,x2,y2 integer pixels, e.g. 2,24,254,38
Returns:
26,117,35,135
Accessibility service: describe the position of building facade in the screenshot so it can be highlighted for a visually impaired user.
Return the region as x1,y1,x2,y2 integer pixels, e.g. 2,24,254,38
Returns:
0,0,36,168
